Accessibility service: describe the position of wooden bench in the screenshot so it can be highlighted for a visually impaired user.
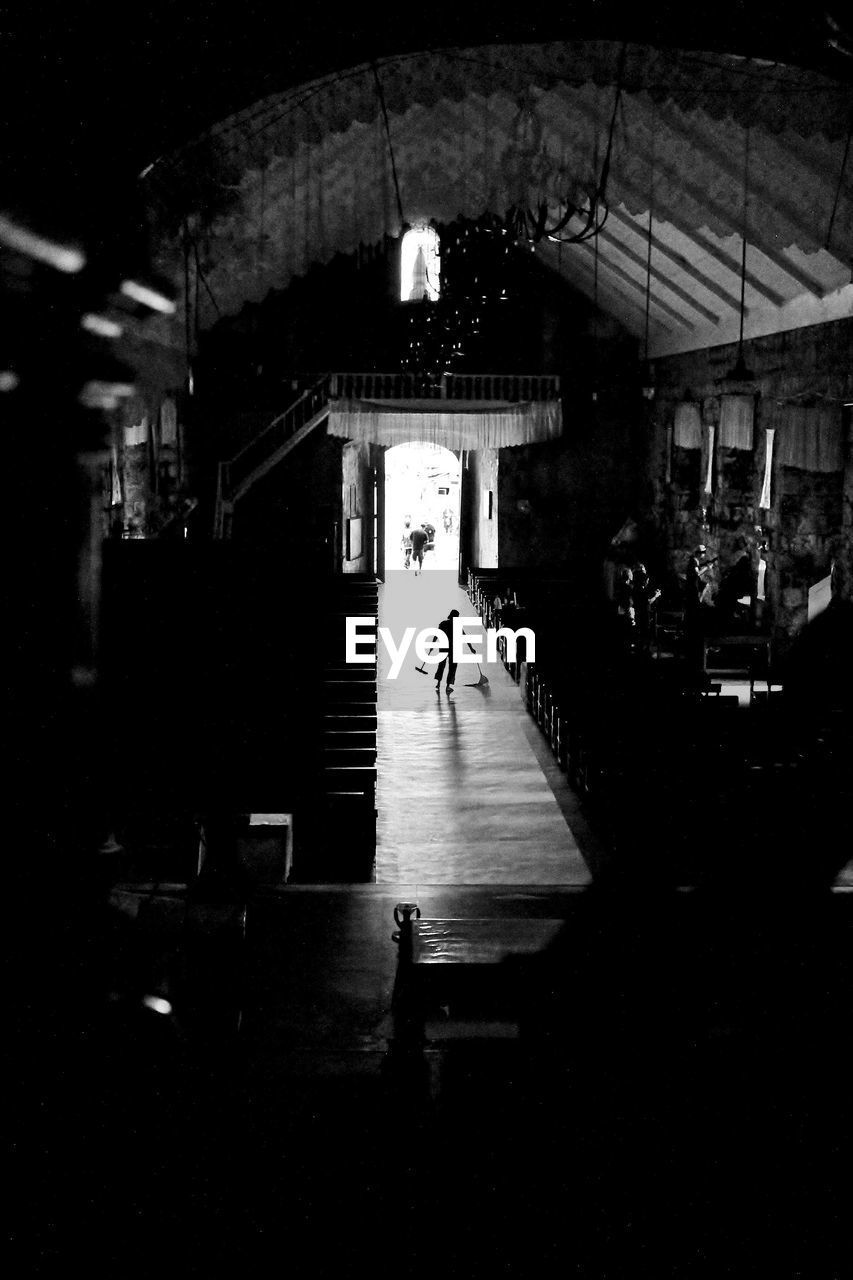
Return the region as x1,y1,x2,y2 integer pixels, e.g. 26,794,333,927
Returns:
703,635,771,696
392,905,564,1045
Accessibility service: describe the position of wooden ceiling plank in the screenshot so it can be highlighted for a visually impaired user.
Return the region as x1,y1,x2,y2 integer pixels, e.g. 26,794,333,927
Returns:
607,206,751,311
565,91,830,297
595,224,721,324
607,181,788,306
575,240,695,328
567,253,675,333
652,103,842,265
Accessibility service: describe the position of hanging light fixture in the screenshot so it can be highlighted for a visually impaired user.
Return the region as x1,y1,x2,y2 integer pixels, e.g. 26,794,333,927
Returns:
591,233,600,404
641,138,656,400
724,125,756,384
500,43,627,249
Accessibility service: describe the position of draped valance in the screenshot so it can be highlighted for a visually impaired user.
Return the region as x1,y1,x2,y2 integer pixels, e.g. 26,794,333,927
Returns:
326,398,562,449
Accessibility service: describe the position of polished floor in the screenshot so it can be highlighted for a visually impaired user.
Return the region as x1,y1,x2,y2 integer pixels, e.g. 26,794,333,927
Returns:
375,570,596,885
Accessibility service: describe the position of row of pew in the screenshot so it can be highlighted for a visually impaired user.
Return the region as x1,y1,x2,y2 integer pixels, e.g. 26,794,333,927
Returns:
467,566,850,884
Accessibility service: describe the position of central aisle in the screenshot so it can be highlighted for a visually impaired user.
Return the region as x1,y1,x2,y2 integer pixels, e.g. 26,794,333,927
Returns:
374,569,593,885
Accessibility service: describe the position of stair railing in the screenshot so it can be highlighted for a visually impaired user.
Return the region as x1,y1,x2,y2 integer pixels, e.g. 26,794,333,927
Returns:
213,373,332,538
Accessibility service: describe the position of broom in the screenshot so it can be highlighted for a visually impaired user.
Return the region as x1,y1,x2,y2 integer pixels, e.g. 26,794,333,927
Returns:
417,658,488,687
415,634,490,686
464,662,490,687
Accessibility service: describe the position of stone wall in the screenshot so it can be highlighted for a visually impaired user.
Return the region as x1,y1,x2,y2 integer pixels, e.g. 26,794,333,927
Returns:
231,427,345,574
463,448,499,569
498,398,638,595
643,318,853,651
341,441,375,574
106,393,191,540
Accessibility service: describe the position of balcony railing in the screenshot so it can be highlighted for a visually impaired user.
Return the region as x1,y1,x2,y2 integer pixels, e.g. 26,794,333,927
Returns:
330,372,560,402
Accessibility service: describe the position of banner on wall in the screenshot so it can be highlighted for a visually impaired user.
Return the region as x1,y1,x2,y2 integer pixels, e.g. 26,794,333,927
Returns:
759,427,775,508
703,423,716,494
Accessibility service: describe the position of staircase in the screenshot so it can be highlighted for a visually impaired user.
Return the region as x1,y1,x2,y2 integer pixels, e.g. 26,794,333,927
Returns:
291,574,379,882
214,374,332,538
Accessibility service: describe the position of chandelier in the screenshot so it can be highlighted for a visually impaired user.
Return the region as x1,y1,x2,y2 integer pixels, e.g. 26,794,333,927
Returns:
499,186,610,246
496,43,626,248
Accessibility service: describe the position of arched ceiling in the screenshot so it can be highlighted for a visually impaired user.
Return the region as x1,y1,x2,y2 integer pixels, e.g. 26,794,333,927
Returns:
146,40,852,359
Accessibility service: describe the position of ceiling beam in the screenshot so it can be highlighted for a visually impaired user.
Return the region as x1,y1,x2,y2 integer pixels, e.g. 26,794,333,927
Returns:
763,132,852,257
615,156,829,298
594,224,721,325
575,240,695,329
565,91,831,297
567,251,675,333
607,206,753,312
558,247,671,330
607,188,787,307
650,103,843,267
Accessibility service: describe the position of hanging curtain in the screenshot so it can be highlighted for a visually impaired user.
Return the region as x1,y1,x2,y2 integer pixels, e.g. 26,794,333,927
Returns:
704,423,716,494
327,398,561,449
160,397,178,445
673,401,702,449
718,394,754,449
774,404,844,472
123,414,148,447
759,427,775,508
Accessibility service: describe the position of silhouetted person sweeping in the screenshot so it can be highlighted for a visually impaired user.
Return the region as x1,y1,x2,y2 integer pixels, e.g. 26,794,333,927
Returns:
427,609,488,693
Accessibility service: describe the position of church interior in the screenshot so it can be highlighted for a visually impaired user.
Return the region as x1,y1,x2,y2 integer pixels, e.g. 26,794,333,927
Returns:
5,6,853,1275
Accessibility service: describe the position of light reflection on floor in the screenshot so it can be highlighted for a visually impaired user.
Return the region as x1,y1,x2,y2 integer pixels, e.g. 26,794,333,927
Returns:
374,570,593,886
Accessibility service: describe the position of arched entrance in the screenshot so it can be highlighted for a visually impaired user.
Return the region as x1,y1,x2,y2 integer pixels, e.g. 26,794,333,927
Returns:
383,442,461,576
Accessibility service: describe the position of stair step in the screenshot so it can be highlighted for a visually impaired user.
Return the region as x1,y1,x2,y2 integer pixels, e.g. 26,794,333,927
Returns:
323,686,376,695
324,666,376,679
322,677,376,688
323,747,377,765
324,716,378,731
321,768,376,791
324,731,376,748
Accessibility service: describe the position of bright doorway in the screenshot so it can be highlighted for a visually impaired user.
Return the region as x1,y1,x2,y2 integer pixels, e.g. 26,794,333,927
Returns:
384,442,461,575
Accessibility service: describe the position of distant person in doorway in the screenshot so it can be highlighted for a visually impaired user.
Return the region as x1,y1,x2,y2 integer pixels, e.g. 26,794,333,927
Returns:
410,524,428,575
401,519,413,569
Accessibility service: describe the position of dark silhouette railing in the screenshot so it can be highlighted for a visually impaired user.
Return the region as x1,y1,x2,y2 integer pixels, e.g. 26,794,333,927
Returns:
214,372,561,537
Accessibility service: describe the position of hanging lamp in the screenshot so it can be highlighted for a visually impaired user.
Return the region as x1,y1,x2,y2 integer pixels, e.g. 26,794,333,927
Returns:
724,125,756,384
641,137,656,400
591,233,600,403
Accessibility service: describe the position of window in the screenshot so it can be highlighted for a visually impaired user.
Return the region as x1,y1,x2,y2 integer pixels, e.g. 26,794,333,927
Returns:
400,225,440,302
